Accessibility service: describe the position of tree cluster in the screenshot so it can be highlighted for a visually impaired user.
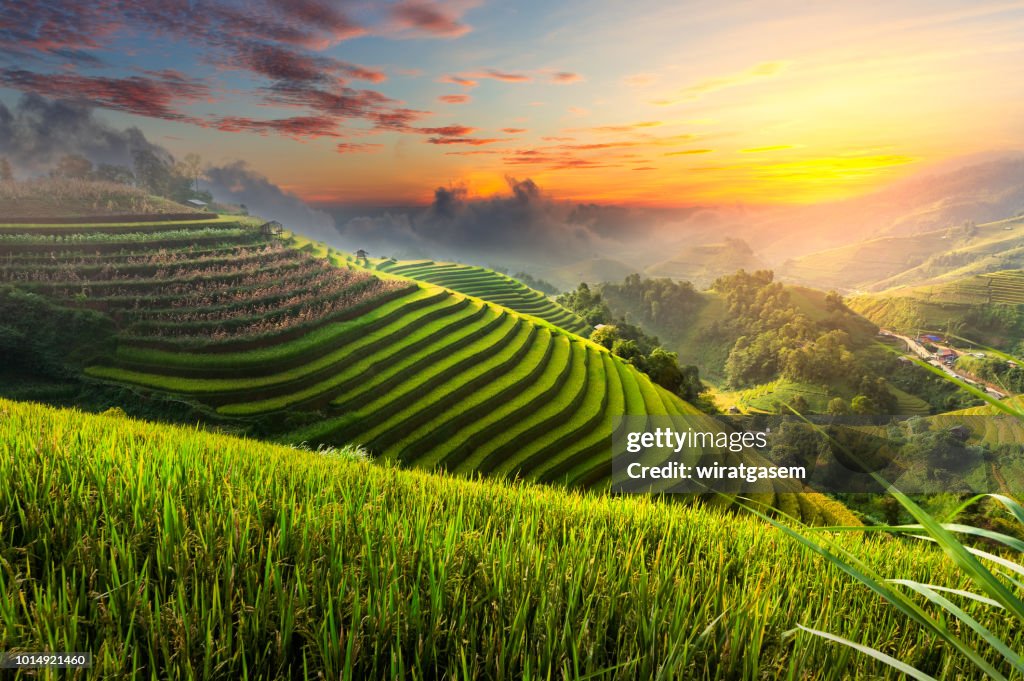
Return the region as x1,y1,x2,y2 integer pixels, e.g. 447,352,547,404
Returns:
513,271,559,295
46,151,211,205
558,283,711,408
599,274,702,336
712,270,898,413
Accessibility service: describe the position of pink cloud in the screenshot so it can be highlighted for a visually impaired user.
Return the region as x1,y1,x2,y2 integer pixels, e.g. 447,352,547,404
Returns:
550,71,582,84
0,68,210,123
388,1,473,38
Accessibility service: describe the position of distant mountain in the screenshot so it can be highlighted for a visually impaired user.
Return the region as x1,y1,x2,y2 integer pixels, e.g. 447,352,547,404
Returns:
780,214,1024,291
538,257,639,290
645,238,766,288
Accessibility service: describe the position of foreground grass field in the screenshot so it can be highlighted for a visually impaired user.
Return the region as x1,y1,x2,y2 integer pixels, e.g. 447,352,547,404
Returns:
1,399,1020,679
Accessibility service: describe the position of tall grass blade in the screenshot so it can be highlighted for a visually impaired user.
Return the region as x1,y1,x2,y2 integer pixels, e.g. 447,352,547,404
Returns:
793,625,937,681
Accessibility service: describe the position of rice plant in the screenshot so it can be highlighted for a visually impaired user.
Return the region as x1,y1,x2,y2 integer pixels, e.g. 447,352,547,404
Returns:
2,398,1021,679
768,383,1024,679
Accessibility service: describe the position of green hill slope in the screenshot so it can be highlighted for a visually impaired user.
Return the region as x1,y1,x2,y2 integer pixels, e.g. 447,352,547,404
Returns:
373,258,591,335
848,269,1024,349
0,216,694,493
3,398,1013,679
1,216,865,522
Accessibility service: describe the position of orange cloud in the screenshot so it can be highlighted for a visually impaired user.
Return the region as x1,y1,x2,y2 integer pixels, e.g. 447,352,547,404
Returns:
336,142,384,153
440,75,478,87
440,69,533,88
427,136,504,145
479,69,531,82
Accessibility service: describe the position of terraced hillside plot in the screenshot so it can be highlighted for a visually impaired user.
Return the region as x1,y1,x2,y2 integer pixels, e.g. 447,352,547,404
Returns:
0,218,409,353
87,276,682,489
849,268,1024,349
3,217,853,524
919,270,1024,306
375,259,590,335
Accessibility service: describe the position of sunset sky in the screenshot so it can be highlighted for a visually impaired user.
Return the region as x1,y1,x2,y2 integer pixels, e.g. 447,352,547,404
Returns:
2,0,1024,206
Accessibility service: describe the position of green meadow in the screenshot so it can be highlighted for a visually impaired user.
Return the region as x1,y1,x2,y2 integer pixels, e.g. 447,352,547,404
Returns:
2,399,1020,680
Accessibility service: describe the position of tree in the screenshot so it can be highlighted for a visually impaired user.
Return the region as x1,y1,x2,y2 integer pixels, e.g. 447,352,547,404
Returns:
787,394,810,414
589,325,619,350
851,395,876,415
50,154,93,179
642,347,686,394
824,290,846,313
826,397,850,415
0,157,12,182
94,163,135,185
611,339,643,364
557,282,611,326
133,148,173,195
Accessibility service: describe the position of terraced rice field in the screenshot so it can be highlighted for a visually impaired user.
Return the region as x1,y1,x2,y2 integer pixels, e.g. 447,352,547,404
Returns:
730,380,833,413
1,216,859,523
947,270,1024,305
879,269,1024,306
99,280,688,489
0,218,406,351
0,216,673,488
374,259,591,335
891,386,932,415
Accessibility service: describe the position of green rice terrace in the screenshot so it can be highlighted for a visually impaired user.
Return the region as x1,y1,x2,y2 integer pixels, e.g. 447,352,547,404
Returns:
889,269,1024,306
0,213,836,508
849,269,1024,350
2,398,1021,679
372,257,591,335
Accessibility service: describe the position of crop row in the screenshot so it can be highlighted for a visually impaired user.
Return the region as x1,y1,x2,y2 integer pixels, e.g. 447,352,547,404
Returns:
124,270,351,321
72,264,340,315
377,260,589,334
0,216,236,234
125,278,403,342
21,258,320,299
87,278,656,487
124,271,374,330
1,240,268,265
0,225,247,242
110,287,442,375
0,246,303,283
217,298,493,414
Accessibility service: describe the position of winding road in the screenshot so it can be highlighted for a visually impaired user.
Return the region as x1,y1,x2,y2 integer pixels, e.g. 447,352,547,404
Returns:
879,328,1007,399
